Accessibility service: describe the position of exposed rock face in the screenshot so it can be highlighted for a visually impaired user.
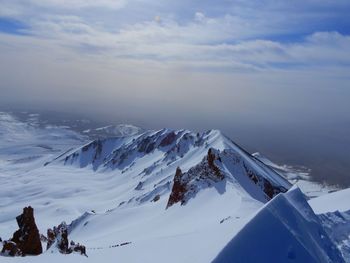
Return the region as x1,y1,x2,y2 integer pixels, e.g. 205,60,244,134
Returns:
1,206,42,256
242,162,287,199
62,129,211,171
47,222,70,253
47,228,56,250
167,149,226,208
70,241,87,256
152,194,160,202
46,222,87,257
166,148,290,208
82,140,103,162
1,241,22,256
166,167,187,208
207,148,224,180
159,131,177,147
135,181,143,190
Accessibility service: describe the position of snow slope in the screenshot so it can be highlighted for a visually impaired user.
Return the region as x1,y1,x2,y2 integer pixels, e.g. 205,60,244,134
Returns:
212,186,345,263
309,188,350,260
0,112,86,171
0,113,283,262
0,112,347,262
309,187,350,214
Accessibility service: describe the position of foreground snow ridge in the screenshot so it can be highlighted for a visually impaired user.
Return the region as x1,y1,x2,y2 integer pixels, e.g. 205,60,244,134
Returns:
212,187,345,263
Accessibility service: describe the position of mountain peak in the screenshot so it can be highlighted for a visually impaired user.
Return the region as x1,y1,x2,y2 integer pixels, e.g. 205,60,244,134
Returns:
166,147,289,208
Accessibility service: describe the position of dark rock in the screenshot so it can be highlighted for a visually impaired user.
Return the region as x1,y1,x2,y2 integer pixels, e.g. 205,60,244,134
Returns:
166,167,187,208
47,222,87,257
207,149,224,180
159,132,177,147
1,241,22,256
152,194,160,202
47,222,70,253
263,179,276,199
120,242,131,246
46,228,56,250
6,206,42,256
167,150,228,208
243,162,287,199
70,241,87,257
135,181,143,190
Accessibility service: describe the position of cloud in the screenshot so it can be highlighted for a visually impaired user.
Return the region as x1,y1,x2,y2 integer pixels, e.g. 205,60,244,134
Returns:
3,10,348,72
0,0,349,77
1,0,127,11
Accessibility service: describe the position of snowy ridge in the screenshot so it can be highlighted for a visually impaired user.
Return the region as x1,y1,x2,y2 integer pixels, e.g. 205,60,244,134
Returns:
212,186,345,263
167,148,289,208
58,128,291,208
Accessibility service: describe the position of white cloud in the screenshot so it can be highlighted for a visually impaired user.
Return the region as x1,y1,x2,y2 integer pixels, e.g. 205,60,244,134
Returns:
5,0,127,10
194,12,206,23
0,0,349,73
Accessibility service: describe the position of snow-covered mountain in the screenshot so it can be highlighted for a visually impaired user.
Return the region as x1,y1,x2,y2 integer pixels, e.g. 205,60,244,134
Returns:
51,128,291,207
82,124,143,139
0,112,349,263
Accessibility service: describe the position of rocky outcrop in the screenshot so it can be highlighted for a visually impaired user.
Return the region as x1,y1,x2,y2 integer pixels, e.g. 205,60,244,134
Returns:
1,241,22,256
70,241,87,256
166,148,290,208
167,149,226,208
46,222,87,257
1,206,42,256
242,162,287,199
47,222,69,253
0,208,87,258
207,148,224,180
159,131,177,147
166,167,186,208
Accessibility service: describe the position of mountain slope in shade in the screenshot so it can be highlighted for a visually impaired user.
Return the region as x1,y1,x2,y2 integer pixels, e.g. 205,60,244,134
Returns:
212,186,345,263
309,188,350,260
317,210,350,260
